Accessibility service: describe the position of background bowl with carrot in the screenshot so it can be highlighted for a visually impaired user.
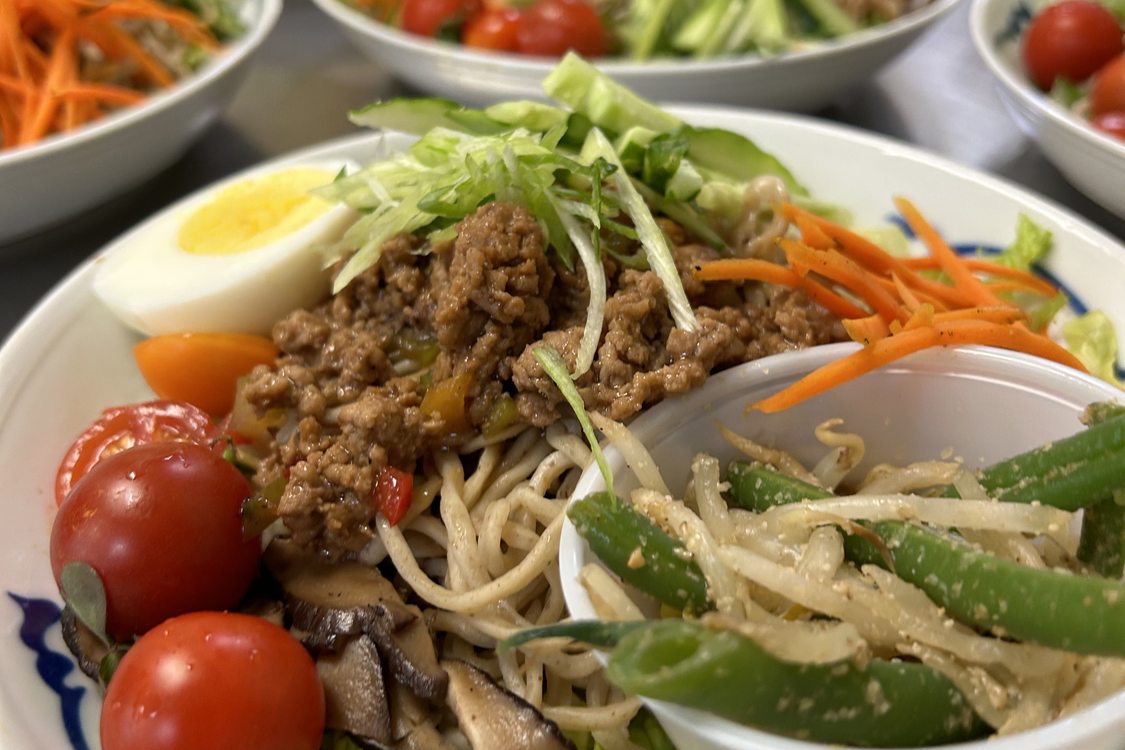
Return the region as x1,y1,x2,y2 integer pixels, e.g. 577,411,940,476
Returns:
0,0,282,246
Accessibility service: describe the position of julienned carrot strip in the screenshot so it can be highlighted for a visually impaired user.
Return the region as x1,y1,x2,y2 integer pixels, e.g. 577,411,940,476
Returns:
890,272,924,312
780,240,908,324
693,258,869,319
88,3,217,48
932,307,1027,326
842,314,890,345
893,196,1005,307
902,257,1059,297
779,203,975,308
57,83,146,105
752,327,942,413
792,212,834,249
932,319,1088,372
19,25,74,145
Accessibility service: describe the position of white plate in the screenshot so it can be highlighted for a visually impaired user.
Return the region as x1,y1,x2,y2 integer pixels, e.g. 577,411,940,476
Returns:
309,0,961,110
0,0,282,247
1,107,1123,749
970,0,1125,219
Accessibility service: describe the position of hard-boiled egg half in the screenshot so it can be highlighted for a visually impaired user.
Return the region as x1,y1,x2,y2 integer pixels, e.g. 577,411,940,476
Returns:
94,160,359,335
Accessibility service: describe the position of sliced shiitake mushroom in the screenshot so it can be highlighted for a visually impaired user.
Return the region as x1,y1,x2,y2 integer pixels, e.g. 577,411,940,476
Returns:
392,722,460,750
442,659,574,750
60,606,108,681
265,538,415,647
317,635,392,745
368,604,448,703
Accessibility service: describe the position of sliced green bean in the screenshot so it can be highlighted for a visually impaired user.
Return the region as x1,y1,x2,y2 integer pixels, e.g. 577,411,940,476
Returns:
848,521,1125,656
605,620,986,748
972,411,1125,510
567,492,712,613
726,461,830,511
1078,494,1125,579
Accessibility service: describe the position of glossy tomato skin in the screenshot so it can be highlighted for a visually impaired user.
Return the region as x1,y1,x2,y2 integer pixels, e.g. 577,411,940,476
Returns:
101,612,325,750
1091,53,1125,116
463,7,522,51
402,0,481,37
1021,0,1123,90
517,0,609,57
50,442,259,640
1092,110,1125,139
54,400,218,505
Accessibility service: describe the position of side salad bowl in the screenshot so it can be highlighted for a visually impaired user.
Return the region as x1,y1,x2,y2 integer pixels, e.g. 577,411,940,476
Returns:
561,344,1125,750
0,0,283,247
309,0,962,109
970,0,1125,219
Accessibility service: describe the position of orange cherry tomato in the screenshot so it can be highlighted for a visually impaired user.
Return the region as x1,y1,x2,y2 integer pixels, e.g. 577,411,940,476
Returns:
463,7,522,51
1091,53,1125,117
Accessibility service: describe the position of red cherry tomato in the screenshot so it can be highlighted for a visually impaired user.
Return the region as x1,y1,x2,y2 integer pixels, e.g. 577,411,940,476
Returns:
50,442,259,640
516,0,609,58
1091,53,1125,116
372,465,414,525
463,7,522,51
401,0,481,37
54,400,219,506
1092,110,1125,139
1021,0,1123,90
101,612,325,750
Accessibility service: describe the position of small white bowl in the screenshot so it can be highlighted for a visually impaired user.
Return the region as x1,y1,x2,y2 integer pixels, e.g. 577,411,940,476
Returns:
970,0,1125,219
560,343,1125,750
0,0,282,246
309,0,961,110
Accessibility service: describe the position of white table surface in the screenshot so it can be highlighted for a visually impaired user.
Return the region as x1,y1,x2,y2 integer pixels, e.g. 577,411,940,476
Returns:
2,0,1122,343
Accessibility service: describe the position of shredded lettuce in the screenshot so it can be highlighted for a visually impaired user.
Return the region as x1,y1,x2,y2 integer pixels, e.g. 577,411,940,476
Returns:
1064,311,1124,386
583,128,700,332
992,214,1053,270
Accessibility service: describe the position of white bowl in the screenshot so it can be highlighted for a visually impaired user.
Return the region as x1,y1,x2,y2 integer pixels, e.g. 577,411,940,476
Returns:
970,0,1125,219
0,0,282,246
309,0,961,109
561,344,1125,750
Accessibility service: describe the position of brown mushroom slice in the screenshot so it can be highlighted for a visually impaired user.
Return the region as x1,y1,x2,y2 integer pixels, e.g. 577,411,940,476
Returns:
442,659,575,750
60,606,108,681
265,539,415,642
393,722,460,750
368,604,448,703
388,674,431,740
317,635,392,745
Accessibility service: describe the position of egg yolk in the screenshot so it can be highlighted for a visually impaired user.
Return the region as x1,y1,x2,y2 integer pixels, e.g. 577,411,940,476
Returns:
178,168,338,256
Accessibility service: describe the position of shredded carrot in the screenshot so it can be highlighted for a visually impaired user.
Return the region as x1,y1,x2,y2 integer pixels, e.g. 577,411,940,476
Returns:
698,199,1087,412
692,258,869,319
0,0,223,151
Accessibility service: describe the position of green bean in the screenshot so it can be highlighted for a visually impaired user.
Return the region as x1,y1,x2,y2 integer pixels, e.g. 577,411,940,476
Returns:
1077,494,1125,579
567,492,712,613
729,461,1125,656
726,461,830,511
605,620,986,748
972,411,1125,510
847,521,1125,656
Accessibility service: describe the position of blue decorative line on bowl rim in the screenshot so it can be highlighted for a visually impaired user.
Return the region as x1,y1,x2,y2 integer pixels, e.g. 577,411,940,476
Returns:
8,592,89,750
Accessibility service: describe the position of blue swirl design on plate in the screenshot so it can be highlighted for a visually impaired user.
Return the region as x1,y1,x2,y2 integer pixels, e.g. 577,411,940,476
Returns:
887,214,1125,380
8,592,89,750
994,0,1033,46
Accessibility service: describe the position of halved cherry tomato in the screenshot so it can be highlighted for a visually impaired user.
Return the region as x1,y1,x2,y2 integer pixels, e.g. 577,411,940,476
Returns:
1091,53,1125,117
54,400,218,505
134,332,278,417
51,442,259,640
516,0,608,57
1092,111,1125,139
1021,0,1123,90
101,612,325,750
372,465,414,525
463,7,522,52
401,0,481,38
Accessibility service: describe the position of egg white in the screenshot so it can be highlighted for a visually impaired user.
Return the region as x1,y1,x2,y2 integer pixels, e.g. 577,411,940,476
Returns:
93,159,359,336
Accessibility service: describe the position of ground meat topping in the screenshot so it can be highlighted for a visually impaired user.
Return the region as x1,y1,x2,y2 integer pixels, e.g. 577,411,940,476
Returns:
244,201,841,556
